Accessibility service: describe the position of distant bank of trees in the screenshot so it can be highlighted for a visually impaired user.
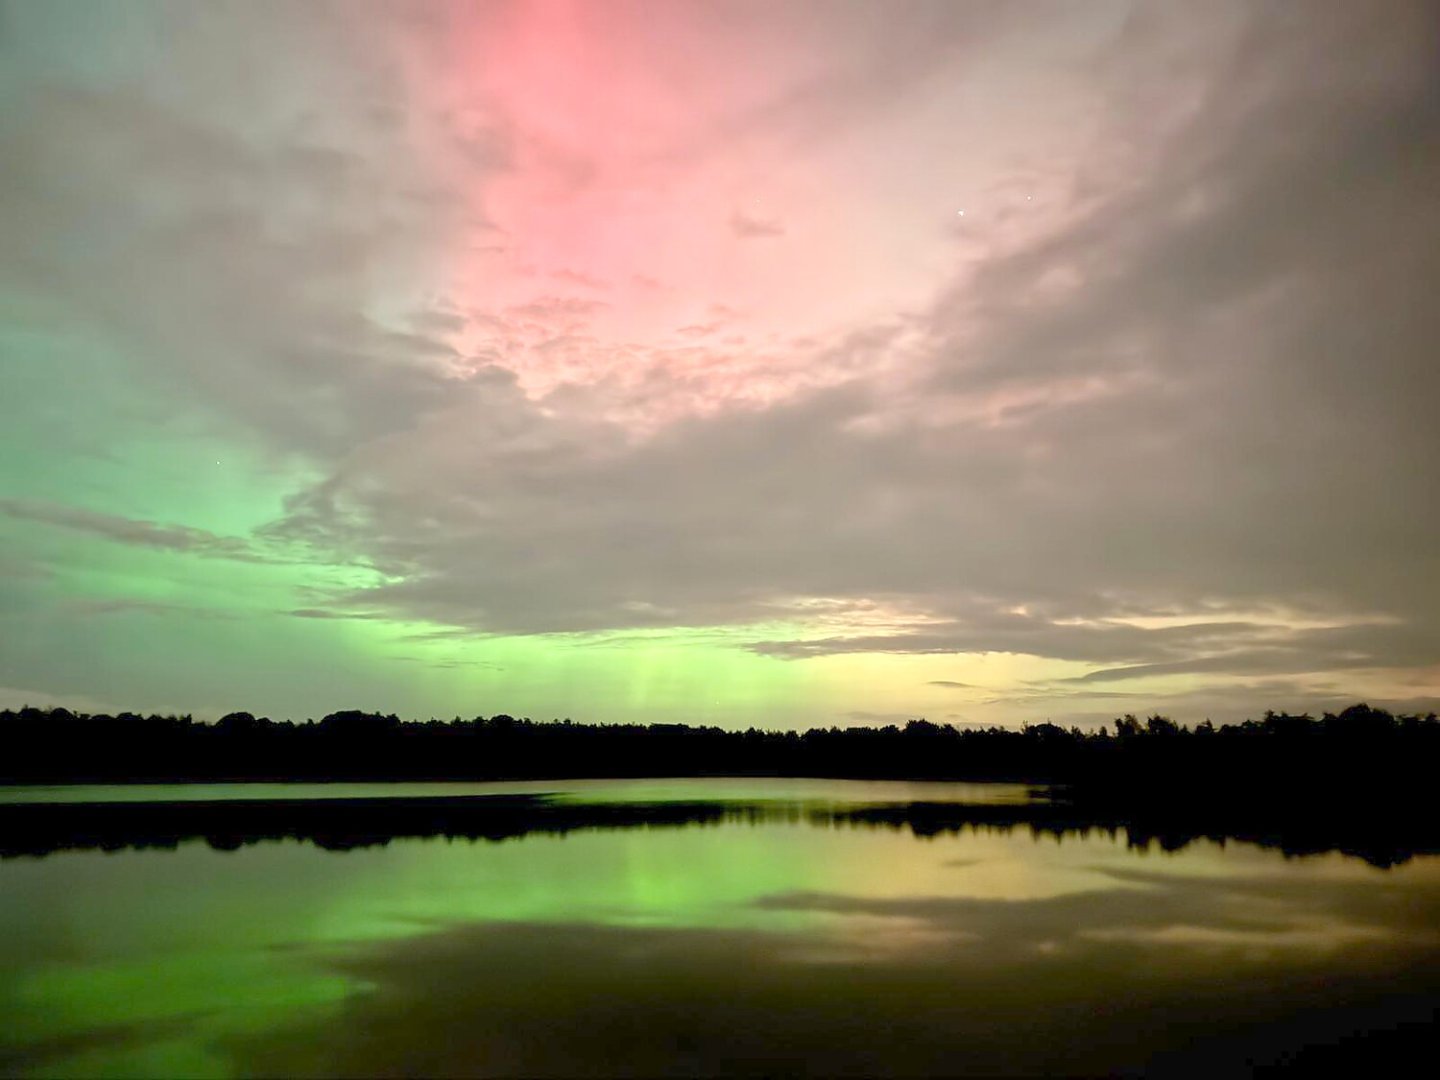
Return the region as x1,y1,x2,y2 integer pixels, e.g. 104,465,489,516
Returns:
1,703,1436,791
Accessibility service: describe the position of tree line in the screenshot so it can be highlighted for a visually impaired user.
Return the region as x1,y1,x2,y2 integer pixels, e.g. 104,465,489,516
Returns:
1,702,1435,792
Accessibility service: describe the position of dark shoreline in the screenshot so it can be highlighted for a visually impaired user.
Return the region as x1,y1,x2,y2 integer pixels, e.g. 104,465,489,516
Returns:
6,703,1436,787
5,703,1436,867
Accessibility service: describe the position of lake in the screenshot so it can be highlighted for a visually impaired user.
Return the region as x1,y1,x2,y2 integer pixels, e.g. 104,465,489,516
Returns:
1,777,1436,1077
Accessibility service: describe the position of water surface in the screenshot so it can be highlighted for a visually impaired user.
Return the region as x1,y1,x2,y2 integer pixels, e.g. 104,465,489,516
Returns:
0,776,1037,806
1,779,1436,1077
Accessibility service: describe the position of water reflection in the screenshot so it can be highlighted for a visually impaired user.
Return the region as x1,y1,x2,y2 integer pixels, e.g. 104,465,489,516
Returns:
0,777,1040,806
231,899,1440,1078
4,788,1435,868
1,780,1437,1077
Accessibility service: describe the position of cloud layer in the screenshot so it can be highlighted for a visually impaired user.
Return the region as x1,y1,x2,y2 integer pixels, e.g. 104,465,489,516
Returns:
2,0,1437,723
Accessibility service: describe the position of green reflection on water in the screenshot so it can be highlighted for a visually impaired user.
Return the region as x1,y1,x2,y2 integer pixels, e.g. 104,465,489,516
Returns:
0,777,1039,805
1,780,1437,1077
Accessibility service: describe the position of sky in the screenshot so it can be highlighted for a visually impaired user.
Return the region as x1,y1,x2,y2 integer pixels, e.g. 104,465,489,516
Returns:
1,0,1438,729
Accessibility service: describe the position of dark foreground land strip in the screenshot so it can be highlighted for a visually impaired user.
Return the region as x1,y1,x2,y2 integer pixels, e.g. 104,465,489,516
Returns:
2,791,1436,867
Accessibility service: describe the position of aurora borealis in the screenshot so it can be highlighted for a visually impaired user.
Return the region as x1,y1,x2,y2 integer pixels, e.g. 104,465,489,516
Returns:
2,0,1438,728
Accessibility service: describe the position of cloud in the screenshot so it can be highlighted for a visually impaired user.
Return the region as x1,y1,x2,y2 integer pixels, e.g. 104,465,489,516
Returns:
505,296,610,323
729,211,786,238
0,76,470,459
285,608,391,621
843,710,922,725
4,0,1438,721
63,599,207,618
0,499,269,563
247,0,1440,703
548,268,609,290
